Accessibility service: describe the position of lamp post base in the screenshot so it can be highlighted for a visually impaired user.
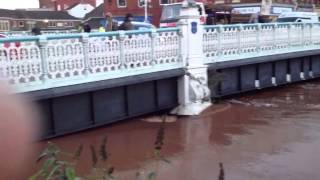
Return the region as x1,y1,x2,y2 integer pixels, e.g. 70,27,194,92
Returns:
171,101,211,116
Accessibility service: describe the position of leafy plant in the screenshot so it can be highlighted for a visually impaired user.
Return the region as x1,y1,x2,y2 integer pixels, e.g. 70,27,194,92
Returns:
154,115,171,164
29,142,80,180
31,116,171,180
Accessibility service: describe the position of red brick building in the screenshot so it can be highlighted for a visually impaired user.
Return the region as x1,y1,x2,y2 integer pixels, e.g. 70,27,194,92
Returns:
39,0,97,10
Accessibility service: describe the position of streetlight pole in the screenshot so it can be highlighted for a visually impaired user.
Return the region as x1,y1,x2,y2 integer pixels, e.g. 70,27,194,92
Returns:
183,0,196,6
144,0,148,23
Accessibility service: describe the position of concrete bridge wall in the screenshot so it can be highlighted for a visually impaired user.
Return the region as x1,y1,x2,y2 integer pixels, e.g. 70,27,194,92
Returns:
31,69,182,138
208,51,320,97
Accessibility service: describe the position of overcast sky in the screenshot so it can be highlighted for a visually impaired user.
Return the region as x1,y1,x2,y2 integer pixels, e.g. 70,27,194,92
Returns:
1,0,39,9
1,0,103,9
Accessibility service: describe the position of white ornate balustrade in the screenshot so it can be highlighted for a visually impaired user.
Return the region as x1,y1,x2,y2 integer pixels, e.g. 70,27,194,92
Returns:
0,28,182,92
2,22,320,93
203,22,320,63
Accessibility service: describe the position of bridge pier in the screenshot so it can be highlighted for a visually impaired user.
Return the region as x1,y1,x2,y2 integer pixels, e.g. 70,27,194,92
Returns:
171,2,211,116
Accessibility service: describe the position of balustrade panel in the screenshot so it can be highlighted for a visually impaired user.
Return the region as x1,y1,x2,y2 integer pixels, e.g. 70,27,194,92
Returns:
88,35,121,73
203,26,219,60
240,24,258,55
155,30,180,65
260,24,274,51
303,23,312,46
0,40,42,85
220,26,239,58
311,23,320,45
275,23,290,50
290,23,304,47
123,33,152,69
46,38,84,80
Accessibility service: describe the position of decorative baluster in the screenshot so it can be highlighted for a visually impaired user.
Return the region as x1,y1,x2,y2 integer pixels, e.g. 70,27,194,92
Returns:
38,35,49,83
301,23,305,47
288,23,292,49
308,23,313,46
287,24,292,83
237,24,242,55
256,24,261,53
309,23,313,47
150,29,157,66
178,28,184,64
81,33,90,76
217,25,223,60
118,31,125,69
309,23,315,78
272,23,277,50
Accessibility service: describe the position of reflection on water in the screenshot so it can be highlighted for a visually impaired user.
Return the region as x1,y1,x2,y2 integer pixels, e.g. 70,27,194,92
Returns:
24,80,320,180
218,162,225,180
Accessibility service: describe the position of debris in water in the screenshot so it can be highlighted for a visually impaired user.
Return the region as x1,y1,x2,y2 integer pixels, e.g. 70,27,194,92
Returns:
141,115,177,123
228,99,251,106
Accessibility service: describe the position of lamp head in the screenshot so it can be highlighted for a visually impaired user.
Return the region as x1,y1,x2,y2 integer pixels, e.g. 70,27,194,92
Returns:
182,0,197,7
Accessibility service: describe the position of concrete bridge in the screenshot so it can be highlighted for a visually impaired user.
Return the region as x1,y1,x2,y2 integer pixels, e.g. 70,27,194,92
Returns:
1,4,320,138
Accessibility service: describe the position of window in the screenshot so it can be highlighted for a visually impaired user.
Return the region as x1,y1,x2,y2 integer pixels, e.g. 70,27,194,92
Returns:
57,22,64,27
64,22,74,27
0,20,10,31
138,0,145,7
48,21,57,27
214,0,225,4
117,0,127,7
160,0,169,5
19,21,24,27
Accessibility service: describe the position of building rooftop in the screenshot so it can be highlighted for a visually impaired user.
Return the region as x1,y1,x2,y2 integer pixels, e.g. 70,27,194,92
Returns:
0,8,81,20
84,3,104,20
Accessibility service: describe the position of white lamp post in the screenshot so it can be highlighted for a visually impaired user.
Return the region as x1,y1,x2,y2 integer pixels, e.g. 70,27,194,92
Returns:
182,0,196,7
144,0,149,23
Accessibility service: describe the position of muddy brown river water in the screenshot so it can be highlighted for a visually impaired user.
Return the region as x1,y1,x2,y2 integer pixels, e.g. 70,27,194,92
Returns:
20,80,320,179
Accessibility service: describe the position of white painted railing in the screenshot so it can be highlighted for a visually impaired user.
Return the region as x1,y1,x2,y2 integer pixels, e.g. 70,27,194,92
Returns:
0,28,182,92
203,23,320,63
2,22,320,93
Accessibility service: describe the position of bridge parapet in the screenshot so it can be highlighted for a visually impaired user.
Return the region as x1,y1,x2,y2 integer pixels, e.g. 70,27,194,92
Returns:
0,28,182,93
203,23,320,63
